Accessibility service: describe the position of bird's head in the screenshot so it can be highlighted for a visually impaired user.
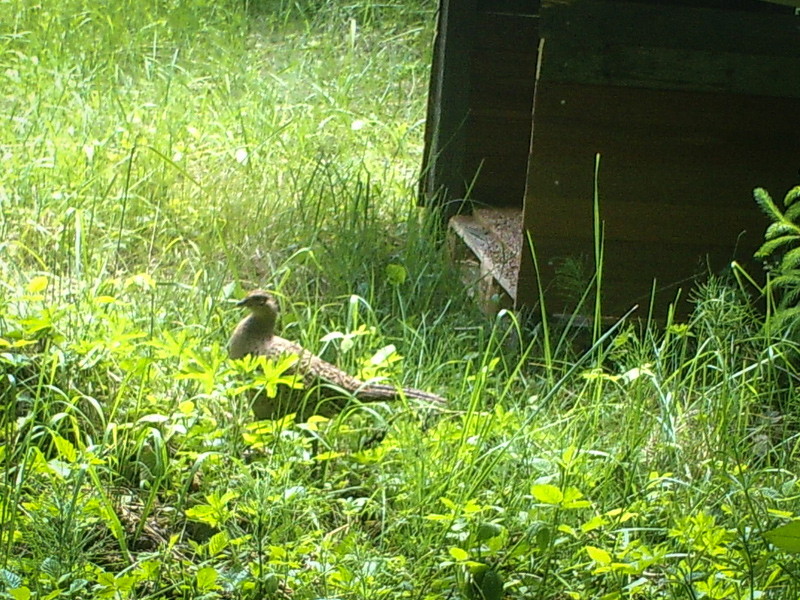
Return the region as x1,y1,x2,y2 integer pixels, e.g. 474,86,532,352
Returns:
237,290,279,319
229,290,280,357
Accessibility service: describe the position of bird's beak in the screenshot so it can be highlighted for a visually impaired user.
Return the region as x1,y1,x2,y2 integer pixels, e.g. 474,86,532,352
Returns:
236,298,248,307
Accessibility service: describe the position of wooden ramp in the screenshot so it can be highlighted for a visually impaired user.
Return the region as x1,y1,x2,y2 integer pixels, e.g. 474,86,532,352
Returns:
448,207,522,314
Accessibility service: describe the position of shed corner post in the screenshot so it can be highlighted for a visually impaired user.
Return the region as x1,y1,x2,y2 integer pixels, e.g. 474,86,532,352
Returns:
418,0,477,223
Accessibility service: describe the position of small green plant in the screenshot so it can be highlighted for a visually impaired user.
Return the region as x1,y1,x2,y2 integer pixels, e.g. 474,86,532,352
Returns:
754,185,800,327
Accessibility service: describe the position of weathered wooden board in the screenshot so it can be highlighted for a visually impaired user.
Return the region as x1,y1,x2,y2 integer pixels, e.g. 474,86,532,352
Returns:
419,1,540,211
521,237,753,317
478,0,540,16
542,0,799,57
418,0,477,208
473,11,540,51
462,15,538,208
519,82,800,317
420,0,800,321
541,1,800,97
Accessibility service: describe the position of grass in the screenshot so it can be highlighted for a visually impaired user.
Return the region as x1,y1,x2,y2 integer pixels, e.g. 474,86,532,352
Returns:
2,1,800,598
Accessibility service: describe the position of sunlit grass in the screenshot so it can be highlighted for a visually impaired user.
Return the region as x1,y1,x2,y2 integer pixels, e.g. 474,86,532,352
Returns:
2,0,800,598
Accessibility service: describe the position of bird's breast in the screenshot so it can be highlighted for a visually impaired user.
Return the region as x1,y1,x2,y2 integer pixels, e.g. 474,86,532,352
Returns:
228,317,273,359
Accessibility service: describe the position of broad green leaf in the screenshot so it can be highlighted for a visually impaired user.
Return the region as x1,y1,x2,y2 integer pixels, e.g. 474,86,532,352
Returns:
269,545,287,561
440,497,457,511
124,272,155,290
26,276,48,293
385,263,407,286
764,520,800,553
581,515,606,533
53,435,77,463
185,505,217,526
531,484,563,505
449,547,469,561
314,451,344,462
475,522,502,542
562,487,585,503
138,414,169,424
536,527,551,552
586,546,612,565
209,490,237,507
207,532,229,557
477,568,504,600
303,415,330,431
10,587,31,600
196,566,218,591
369,344,400,367
620,365,652,383
558,524,577,537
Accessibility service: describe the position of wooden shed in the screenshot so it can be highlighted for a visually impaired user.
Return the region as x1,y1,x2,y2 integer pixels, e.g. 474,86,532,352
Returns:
419,0,800,318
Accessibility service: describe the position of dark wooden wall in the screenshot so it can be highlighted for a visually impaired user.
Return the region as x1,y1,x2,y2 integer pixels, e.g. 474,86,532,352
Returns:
419,0,540,212
517,0,800,317
463,5,538,208
420,0,800,318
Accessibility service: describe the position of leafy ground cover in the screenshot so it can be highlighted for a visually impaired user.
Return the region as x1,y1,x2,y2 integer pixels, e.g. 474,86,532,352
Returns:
2,1,800,598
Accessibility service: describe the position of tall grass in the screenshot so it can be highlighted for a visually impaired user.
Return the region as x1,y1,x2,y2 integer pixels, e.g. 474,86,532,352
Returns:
2,0,800,598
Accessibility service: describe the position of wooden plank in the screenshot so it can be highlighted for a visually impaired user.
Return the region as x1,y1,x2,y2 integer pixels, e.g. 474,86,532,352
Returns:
541,43,800,98
532,83,800,136
466,182,529,207
464,153,529,206
470,81,535,115
526,84,800,209
542,1,800,58
526,153,798,210
601,0,796,11
522,237,754,317
463,34,537,207
518,82,798,316
478,0,540,17
529,130,799,173
418,0,477,210
466,115,533,156
541,1,800,97
525,198,768,247
464,153,529,182
470,50,537,86
464,154,528,188
474,12,539,51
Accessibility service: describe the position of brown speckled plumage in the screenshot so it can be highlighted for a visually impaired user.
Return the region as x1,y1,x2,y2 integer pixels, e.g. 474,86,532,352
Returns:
229,290,446,421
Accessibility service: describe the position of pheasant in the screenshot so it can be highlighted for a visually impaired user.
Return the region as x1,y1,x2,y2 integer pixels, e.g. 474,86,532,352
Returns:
228,290,446,421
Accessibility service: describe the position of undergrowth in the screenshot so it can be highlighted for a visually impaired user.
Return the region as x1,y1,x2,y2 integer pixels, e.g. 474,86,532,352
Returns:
2,1,800,599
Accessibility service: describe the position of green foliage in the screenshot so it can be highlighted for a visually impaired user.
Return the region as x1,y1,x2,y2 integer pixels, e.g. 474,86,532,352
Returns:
754,185,800,327
765,520,800,553
2,0,800,598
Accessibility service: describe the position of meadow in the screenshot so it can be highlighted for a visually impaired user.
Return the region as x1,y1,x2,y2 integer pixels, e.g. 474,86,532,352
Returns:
2,1,800,598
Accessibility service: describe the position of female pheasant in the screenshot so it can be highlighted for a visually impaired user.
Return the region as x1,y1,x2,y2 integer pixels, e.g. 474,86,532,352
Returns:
228,290,446,421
